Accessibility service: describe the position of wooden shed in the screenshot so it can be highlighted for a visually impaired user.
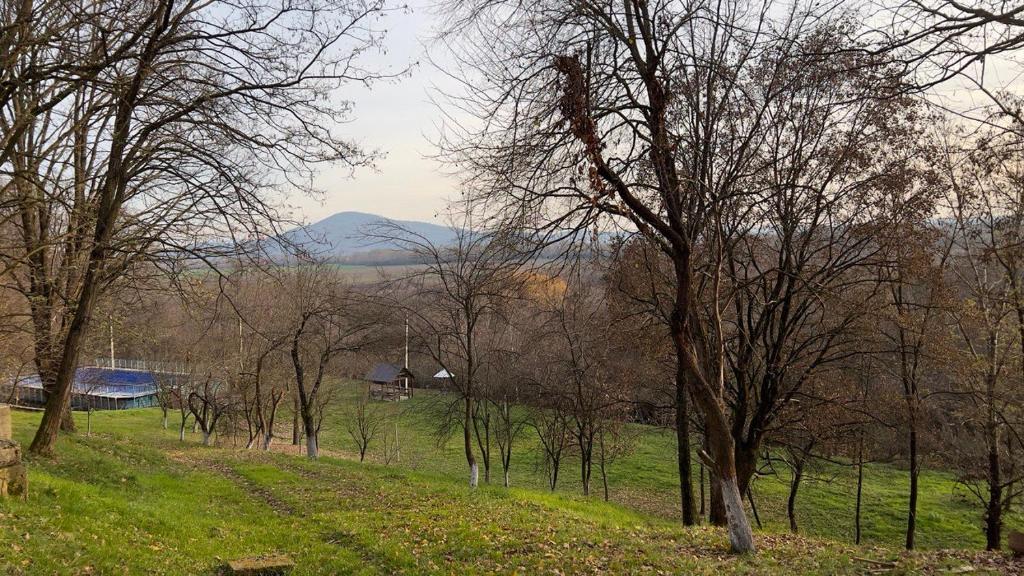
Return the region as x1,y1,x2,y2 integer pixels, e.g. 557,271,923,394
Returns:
365,363,415,401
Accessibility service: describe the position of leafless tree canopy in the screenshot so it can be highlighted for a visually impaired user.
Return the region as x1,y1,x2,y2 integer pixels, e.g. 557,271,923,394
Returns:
0,0,392,455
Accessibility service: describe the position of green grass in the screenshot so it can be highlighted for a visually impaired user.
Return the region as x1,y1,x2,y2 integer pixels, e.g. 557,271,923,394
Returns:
311,382,1023,551
0,388,1020,574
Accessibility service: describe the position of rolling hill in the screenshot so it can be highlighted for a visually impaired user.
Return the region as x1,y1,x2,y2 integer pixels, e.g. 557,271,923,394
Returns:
280,211,459,263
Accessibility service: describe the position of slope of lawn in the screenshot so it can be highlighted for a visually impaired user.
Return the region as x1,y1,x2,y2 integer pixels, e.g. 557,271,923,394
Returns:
1,408,1020,575
309,381,1024,551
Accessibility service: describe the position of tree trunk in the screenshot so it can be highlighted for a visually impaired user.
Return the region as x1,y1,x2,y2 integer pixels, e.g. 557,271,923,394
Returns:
735,445,759,497
788,462,803,533
671,289,753,551
600,458,610,501
262,396,280,451
61,403,76,432
855,437,865,545
306,433,318,460
464,395,478,488
987,438,1002,550
709,472,726,526
245,431,259,450
986,377,1002,551
301,409,318,460
676,370,696,525
747,486,762,530
582,460,591,495
31,363,82,455
581,434,592,496
473,404,492,484
699,462,706,520
721,475,756,553
501,443,512,488
906,421,918,550
483,421,491,484
292,395,301,446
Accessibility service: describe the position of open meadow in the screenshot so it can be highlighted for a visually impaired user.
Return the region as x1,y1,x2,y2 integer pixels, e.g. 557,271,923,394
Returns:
2,383,1022,575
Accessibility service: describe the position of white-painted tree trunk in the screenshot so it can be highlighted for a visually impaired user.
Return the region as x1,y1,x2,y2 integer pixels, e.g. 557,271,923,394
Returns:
720,476,756,553
201,431,212,446
469,462,479,488
503,469,510,488
306,434,318,460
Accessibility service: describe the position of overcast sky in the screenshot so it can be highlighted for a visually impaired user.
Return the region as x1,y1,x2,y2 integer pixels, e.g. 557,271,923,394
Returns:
288,1,454,226
285,1,1024,228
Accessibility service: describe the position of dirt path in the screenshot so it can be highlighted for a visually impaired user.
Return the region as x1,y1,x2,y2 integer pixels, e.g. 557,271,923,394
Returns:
166,450,297,516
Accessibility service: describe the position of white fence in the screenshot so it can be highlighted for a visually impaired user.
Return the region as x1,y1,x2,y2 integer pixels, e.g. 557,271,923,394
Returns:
91,358,186,374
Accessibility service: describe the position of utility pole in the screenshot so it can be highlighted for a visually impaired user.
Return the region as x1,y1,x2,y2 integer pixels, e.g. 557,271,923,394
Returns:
109,315,115,369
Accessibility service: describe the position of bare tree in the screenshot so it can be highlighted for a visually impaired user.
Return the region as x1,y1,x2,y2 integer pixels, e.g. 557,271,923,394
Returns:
284,261,376,459
595,419,639,503
187,371,234,447
0,0,391,456
873,211,954,550
881,1,1024,120
168,372,192,443
252,348,291,451
534,275,625,496
530,403,570,492
941,136,1024,550
347,394,384,462
436,0,932,552
605,238,697,524
229,271,293,451
376,219,524,488
0,0,150,169
492,396,527,488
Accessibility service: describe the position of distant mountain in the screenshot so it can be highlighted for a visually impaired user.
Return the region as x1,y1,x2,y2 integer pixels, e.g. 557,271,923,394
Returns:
279,211,459,263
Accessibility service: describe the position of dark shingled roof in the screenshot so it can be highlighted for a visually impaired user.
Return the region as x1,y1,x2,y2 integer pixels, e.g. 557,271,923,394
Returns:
365,363,414,384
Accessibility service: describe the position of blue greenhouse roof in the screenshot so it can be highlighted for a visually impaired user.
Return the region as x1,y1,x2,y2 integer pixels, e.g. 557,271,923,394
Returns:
15,367,175,399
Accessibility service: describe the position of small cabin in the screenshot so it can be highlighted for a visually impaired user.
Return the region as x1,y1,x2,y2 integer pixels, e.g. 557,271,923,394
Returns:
365,363,415,401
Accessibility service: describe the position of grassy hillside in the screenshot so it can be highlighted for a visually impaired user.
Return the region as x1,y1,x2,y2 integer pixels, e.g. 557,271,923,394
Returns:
306,382,1022,551
1,409,1020,575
